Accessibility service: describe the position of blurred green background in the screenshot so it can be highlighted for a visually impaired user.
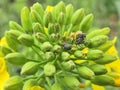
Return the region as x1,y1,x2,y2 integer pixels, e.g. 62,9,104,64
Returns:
0,0,120,89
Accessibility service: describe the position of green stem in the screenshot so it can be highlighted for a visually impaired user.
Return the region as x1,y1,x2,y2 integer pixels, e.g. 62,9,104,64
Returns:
52,54,59,64
31,46,42,59
23,76,37,81
45,77,52,87
54,74,58,83
33,44,41,50
38,60,49,65
57,61,66,74
36,72,44,81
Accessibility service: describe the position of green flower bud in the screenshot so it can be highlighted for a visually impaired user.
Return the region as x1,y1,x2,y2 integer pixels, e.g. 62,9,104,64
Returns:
9,21,24,32
35,32,47,43
0,45,12,56
87,49,104,60
44,11,53,27
77,66,95,80
33,23,43,33
61,52,70,61
53,45,62,53
86,27,110,39
5,32,18,51
48,23,61,34
48,23,54,34
95,54,117,64
21,7,32,32
41,42,53,52
65,4,74,25
6,30,22,43
23,79,37,90
54,1,66,21
91,75,115,86
89,64,107,75
31,10,43,25
54,23,61,33
74,50,85,58
57,12,65,25
31,2,44,18
44,63,56,76
96,41,113,52
62,60,75,71
18,34,34,47
21,61,39,75
44,52,55,61
71,8,84,25
89,35,108,48
4,76,23,90
5,52,28,65
51,83,63,90
62,76,80,90
80,14,94,32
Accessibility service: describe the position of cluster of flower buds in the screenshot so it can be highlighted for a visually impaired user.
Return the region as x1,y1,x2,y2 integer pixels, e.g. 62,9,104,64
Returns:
1,1,119,90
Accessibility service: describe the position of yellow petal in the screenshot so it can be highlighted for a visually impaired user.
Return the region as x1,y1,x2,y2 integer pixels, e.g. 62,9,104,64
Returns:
114,78,120,87
0,58,7,74
29,86,44,90
91,84,105,90
0,37,8,46
0,71,9,90
45,6,53,12
44,27,49,35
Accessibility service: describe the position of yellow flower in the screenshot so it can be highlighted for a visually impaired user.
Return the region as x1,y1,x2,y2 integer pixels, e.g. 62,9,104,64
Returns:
105,37,120,86
0,37,9,90
92,84,105,90
29,86,44,90
45,6,53,12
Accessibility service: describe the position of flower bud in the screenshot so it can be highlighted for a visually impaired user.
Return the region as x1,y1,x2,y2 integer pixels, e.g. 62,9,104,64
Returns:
87,49,104,60
18,34,34,47
23,79,37,90
0,45,12,56
5,52,28,65
62,60,75,71
95,54,117,64
21,61,39,75
97,41,113,52
44,63,56,76
9,21,24,32
53,45,62,53
80,14,94,32
61,52,70,61
77,66,95,80
86,27,110,39
44,11,53,27
31,10,43,25
89,35,108,48
33,23,44,33
44,52,55,61
89,64,107,75
31,2,44,18
54,1,66,21
74,50,85,58
57,12,65,25
62,76,80,90
65,4,74,25
41,42,53,52
21,7,32,32
4,76,23,90
71,8,84,25
91,75,115,86
35,32,47,43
